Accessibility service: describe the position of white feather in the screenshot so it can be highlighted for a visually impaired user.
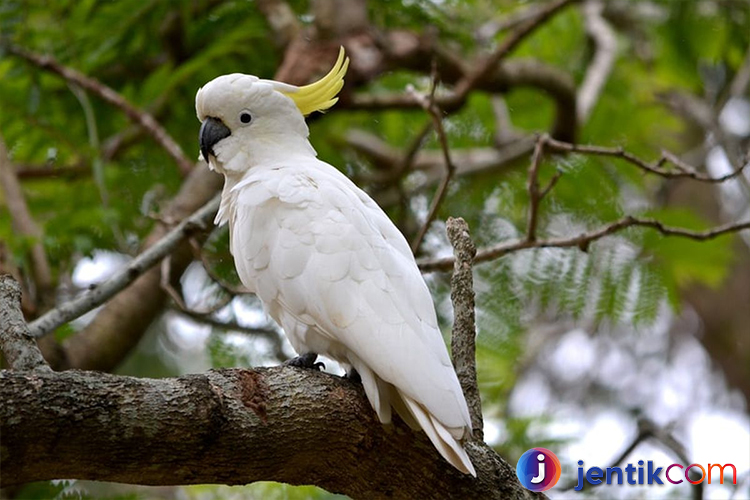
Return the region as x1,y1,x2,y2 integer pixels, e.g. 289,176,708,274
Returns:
199,72,475,475
224,160,475,475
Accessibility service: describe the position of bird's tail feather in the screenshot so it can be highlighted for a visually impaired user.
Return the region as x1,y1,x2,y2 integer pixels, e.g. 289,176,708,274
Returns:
389,385,421,431
349,355,392,423
401,394,477,476
350,360,476,476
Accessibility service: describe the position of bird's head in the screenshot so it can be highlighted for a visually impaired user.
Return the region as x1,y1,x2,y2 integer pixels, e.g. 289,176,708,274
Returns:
196,48,348,173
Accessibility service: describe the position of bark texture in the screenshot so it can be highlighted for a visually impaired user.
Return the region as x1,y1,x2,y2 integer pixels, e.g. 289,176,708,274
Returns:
0,277,50,372
0,368,541,500
447,218,483,441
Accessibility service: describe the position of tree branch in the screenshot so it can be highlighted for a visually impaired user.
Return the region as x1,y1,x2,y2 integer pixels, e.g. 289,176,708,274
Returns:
28,196,220,339
450,0,579,107
543,136,748,183
418,215,750,272
349,58,578,141
346,130,536,190
3,43,194,176
173,308,286,361
577,0,618,122
446,218,483,441
410,69,458,253
0,368,539,500
0,137,53,305
525,138,547,242
344,1,580,140
0,276,50,372
15,162,90,180
40,165,222,371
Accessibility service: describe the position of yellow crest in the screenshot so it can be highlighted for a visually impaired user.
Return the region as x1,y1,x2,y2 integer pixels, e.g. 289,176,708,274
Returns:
281,47,349,116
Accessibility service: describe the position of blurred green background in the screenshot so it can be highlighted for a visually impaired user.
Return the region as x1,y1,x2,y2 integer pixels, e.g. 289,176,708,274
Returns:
1,0,749,498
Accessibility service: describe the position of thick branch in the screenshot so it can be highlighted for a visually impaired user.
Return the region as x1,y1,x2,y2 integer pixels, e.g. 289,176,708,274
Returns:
446,218,483,441
0,368,539,500
419,216,750,272
4,43,194,176
0,276,50,371
28,196,220,339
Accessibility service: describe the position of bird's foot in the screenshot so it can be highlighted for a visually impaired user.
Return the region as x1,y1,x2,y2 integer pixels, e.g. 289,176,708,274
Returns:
285,352,325,371
343,368,361,384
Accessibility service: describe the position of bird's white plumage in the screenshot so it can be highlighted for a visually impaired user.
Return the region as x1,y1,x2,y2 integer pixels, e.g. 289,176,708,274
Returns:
196,61,476,476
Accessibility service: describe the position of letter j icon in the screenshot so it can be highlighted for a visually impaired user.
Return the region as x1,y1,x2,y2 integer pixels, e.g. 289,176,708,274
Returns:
531,453,546,483
516,448,561,492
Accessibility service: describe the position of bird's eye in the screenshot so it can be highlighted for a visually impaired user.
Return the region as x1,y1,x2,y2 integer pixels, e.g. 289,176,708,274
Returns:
239,111,252,124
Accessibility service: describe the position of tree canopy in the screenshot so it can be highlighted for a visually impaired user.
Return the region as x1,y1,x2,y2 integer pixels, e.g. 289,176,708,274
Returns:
1,1,749,499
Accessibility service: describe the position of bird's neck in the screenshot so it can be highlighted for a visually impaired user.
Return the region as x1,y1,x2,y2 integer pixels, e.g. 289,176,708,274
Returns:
245,133,317,167
216,132,317,184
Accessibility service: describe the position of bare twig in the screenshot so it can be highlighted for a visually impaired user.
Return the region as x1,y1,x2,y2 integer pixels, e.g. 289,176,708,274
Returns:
476,3,552,43
417,119,744,276
544,136,748,183
525,138,548,242
362,120,434,185
410,69,458,253
4,43,194,176
160,252,235,316
349,0,578,123
577,0,618,122
28,196,221,338
0,275,50,371
349,57,578,140
450,0,579,107
0,137,53,304
401,121,435,172
173,307,286,361
161,256,192,312
188,237,251,296
346,130,535,185
419,216,750,272
446,218,483,441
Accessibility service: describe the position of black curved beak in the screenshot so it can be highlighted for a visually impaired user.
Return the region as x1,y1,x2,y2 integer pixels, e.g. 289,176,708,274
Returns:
199,117,231,161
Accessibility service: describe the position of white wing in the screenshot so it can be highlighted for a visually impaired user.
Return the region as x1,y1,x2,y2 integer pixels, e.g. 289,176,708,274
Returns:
228,160,475,475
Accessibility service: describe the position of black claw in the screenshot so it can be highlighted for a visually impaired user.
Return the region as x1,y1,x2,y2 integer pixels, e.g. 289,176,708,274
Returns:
285,353,325,371
343,368,361,384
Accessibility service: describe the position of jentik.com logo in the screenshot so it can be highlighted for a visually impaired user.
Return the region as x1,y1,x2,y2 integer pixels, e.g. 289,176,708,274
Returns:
516,448,562,492
516,448,738,492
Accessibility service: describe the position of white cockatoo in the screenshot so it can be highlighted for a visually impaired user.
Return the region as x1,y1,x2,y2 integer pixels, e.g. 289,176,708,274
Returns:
196,48,475,476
